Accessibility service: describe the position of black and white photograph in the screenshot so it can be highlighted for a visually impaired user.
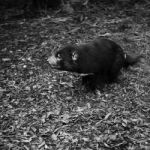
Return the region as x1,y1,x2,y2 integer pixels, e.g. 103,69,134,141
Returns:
0,0,150,149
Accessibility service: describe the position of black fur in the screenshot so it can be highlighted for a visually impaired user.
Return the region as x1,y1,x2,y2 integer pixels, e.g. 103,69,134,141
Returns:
48,37,141,91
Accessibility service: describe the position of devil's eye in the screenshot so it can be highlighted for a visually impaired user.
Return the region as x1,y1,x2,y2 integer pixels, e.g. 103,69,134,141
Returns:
56,53,62,59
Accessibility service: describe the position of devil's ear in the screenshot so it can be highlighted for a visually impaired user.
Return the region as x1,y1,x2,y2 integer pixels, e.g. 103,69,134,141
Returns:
72,51,79,62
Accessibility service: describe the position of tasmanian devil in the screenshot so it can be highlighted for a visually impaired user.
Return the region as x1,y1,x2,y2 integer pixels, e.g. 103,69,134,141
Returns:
47,37,141,91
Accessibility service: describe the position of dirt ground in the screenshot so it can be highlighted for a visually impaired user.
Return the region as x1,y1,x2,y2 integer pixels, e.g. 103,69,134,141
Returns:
0,2,150,150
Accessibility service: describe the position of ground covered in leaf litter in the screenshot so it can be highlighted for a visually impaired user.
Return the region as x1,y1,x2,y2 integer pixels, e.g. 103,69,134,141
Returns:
0,3,150,150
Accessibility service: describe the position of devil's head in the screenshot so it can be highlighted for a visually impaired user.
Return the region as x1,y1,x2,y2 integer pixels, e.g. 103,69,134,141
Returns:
47,45,79,72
